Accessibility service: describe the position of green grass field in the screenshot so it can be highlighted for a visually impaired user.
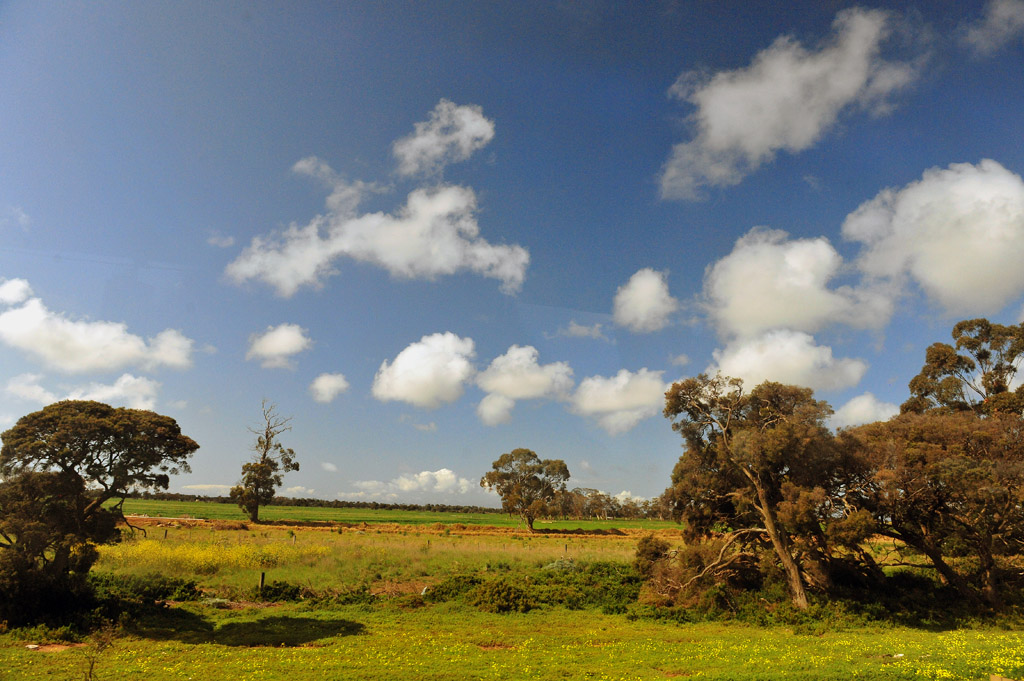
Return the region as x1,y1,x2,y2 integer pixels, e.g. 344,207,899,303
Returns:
115,497,677,531
3,501,1023,680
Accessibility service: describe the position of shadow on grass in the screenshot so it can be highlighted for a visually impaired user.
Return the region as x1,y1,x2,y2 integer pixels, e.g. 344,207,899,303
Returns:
131,608,365,647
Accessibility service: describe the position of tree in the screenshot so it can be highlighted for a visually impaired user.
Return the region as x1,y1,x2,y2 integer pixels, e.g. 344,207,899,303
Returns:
0,400,198,624
851,411,1024,606
902,318,1024,416
663,375,871,609
230,401,298,522
0,400,199,528
480,448,569,531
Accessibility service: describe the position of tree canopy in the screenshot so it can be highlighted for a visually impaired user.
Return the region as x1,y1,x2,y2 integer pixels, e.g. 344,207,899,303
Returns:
0,400,198,624
480,448,569,531
0,400,198,522
902,318,1024,416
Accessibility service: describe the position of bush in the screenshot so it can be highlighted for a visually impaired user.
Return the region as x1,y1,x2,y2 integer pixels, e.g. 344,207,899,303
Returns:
468,579,532,613
253,580,303,602
89,573,203,604
423,574,482,603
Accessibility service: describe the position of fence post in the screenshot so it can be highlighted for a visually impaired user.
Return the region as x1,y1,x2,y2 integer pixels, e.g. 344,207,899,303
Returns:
259,572,265,593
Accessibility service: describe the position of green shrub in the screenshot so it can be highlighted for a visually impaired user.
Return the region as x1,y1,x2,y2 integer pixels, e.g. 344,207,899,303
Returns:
423,574,482,603
254,580,303,602
468,579,532,613
89,572,202,604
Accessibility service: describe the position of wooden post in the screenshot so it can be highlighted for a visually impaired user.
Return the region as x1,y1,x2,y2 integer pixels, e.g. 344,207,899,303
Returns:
259,572,265,592
163,529,168,539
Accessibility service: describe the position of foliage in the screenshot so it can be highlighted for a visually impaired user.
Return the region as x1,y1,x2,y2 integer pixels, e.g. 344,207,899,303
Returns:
0,401,197,625
88,572,203,604
849,410,1024,605
254,579,304,602
662,375,872,608
0,400,198,523
467,578,533,613
230,401,299,523
480,448,569,531
902,318,1024,415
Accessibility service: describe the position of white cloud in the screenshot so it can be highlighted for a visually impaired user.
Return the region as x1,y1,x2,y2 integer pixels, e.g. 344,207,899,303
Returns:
571,368,668,435
182,484,233,493
285,486,315,496
346,468,475,498
392,99,495,176
710,330,867,392
830,393,899,429
310,372,350,403
963,0,1024,55
553,321,609,341
227,104,526,299
661,8,920,199
5,373,56,403
843,160,1024,315
6,372,161,410
207,233,235,248
704,228,893,338
321,462,339,473
669,354,690,367
476,345,574,426
227,176,528,297
0,294,193,374
0,278,32,305
246,323,312,369
613,268,679,333
613,490,647,504
413,421,437,432
477,393,517,426
372,332,476,409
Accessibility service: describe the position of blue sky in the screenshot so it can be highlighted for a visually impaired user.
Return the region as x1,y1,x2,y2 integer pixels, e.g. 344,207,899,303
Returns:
2,1,1024,505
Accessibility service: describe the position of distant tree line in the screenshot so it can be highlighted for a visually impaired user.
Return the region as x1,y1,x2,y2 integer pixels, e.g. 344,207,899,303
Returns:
651,318,1024,611
128,490,507,515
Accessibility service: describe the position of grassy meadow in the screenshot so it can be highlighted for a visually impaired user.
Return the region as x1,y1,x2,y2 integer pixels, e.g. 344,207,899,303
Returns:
2,501,1023,680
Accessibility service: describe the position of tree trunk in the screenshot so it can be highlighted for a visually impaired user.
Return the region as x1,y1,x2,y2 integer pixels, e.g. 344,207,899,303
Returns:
753,481,808,609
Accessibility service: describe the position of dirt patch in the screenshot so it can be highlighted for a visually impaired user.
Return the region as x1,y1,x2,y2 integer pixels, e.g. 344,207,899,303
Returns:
477,642,514,650
27,643,88,653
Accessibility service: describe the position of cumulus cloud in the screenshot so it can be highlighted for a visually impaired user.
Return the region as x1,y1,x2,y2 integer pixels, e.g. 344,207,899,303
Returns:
613,269,679,333
661,8,920,199
475,345,574,425
571,368,668,435
0,292,193,373
614,490,647,504
843,160,1024,315
346,468,475,499
704,228,893,338
392,99,495,176
6,372,161,410
830,393,899,429
963,0,1024,55
710,330,867,392
372,332,476,409
321,462,339,473
285,486,315,496
246,323,312,369
309,372,350,403
0,278,32,305
226,105,526,297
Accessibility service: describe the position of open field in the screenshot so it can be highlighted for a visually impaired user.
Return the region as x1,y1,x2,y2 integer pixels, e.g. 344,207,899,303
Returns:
115,497,677,531
3,503,1023,681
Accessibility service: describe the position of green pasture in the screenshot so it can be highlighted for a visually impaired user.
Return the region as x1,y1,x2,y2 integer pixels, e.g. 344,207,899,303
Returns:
4,601,1023,680
3,506,1022,680
115,497,677,531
